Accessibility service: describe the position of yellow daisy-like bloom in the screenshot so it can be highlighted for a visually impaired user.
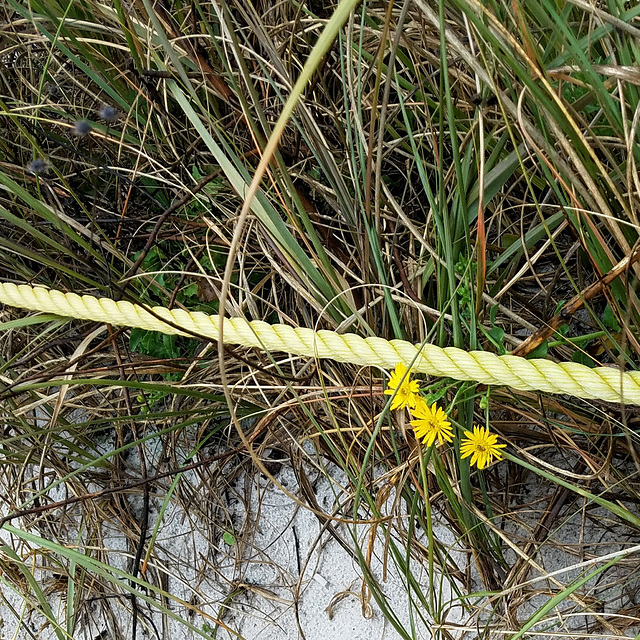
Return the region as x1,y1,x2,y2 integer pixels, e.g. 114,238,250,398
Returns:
410,399,453,447
384,363,420,410
460,425,506,469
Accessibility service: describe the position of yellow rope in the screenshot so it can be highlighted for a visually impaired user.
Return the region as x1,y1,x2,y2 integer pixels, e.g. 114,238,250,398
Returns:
0,282,638,405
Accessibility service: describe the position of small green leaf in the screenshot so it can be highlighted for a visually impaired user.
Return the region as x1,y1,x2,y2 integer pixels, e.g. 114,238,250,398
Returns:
572,351,596,368
424,389,447,406
223,531,235,546
527,341,549,359
130,327,146,352
182,283,198,299
554,300,566,315
602,304,621,331
487,326,505,353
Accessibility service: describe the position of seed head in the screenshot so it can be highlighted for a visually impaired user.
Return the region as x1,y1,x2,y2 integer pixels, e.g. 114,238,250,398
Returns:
28,158,49,175
73,119,93,136
99,105,119,122
44,82,61,98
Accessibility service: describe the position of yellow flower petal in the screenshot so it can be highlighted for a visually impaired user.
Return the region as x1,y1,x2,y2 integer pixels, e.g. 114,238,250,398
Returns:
410,402,453,447
384,363,421,411
460,425,506,469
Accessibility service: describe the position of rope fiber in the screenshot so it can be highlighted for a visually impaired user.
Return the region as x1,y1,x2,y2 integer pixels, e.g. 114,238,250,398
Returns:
1,282,638,405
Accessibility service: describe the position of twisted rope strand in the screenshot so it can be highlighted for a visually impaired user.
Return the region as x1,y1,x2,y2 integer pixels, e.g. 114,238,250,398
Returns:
2,282,639,405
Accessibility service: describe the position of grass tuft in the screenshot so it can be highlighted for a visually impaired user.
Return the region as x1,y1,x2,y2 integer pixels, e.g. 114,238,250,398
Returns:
1,0,640,637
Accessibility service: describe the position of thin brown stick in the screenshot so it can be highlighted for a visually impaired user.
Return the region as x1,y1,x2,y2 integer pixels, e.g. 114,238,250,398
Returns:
511,244,640,357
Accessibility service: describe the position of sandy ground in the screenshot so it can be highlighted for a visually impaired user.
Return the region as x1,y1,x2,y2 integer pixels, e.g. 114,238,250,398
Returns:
2,441,638,639
0,457,467,640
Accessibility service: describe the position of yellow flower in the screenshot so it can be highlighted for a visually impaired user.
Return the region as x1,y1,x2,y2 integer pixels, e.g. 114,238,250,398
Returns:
460,425,506,469
384,363,420,410
410,399,453,446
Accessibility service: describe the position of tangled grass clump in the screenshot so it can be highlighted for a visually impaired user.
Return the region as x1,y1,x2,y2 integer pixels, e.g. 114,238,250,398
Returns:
1,0,640,638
